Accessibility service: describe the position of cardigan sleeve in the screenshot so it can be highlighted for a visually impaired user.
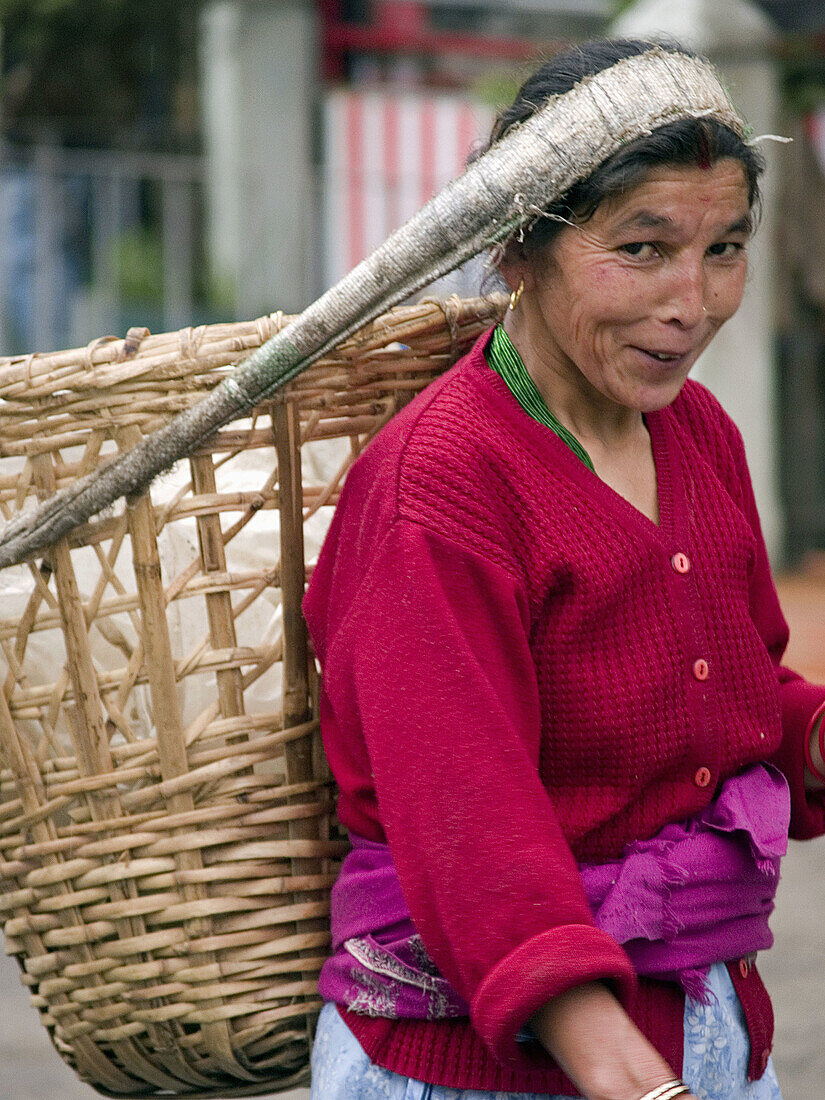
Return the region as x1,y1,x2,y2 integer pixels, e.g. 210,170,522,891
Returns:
727,423,825,839
312,516,637,1066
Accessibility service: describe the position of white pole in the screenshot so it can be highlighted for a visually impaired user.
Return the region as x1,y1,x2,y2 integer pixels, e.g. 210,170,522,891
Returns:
199,0,319,318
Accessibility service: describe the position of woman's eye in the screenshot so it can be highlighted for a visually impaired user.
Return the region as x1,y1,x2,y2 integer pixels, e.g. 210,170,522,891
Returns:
619,242,657,258
707,241,743,258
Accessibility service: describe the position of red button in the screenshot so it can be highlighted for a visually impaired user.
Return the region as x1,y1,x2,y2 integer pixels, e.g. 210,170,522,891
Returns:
739,957,750,978
694,766,712,788
693,658,709,681
671,552,691,574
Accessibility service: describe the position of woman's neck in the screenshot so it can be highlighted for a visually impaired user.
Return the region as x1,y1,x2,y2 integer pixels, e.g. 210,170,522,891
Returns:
501,313,646,454
501,311,660,524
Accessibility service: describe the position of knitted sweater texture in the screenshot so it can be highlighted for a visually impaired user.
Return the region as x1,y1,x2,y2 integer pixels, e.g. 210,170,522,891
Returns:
302,330,825,1093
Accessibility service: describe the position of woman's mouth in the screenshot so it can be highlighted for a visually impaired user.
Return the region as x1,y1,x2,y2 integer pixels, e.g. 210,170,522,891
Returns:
633,347,689,367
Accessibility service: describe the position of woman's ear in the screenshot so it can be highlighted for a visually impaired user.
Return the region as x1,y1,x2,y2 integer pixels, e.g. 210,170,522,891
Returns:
498,242,536,293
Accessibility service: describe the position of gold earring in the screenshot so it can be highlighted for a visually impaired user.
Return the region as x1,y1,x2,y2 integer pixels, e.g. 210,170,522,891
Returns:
508,278,524,311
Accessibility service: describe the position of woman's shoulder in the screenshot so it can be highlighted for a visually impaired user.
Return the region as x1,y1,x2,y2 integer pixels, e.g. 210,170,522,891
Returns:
342,330,538,563
668,377,748,469
304,337,532,655
353,333,515,495
670,376,738,428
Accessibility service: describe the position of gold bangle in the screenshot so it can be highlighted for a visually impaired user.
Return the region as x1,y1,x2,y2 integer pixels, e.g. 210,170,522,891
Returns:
637,1083,690,1100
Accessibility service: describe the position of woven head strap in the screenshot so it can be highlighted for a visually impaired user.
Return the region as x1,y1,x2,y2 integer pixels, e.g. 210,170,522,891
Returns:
490,47,747,220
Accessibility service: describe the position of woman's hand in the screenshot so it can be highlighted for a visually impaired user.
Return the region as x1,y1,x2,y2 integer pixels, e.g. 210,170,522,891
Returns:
803,709,825,791
530,982,698,1100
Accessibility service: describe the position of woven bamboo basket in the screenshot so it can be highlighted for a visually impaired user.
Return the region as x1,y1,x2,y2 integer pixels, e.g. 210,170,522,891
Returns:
0,294,505,1098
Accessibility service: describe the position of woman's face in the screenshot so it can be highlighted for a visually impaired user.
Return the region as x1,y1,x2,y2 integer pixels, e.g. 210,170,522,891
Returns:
514,158,753,414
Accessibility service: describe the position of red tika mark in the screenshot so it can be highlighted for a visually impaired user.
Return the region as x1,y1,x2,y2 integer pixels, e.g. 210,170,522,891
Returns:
697,125,712,170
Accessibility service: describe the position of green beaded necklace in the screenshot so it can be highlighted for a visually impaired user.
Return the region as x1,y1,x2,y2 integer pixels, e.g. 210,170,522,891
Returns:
485,325,596,473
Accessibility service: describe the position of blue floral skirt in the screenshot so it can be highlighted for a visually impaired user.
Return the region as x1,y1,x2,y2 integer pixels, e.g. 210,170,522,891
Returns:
310,963,783,1099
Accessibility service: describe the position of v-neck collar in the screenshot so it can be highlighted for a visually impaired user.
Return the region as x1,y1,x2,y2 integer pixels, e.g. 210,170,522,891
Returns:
471,330,686,548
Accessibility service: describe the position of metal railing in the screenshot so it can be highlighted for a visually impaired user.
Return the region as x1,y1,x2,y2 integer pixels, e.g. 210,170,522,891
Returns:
0,142,209,356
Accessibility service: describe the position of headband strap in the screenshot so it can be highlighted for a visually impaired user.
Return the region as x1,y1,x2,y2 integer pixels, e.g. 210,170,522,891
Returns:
481,47,747,227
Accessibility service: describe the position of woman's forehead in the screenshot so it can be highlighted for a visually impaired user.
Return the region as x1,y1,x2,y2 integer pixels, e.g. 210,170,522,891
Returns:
596,159,752,228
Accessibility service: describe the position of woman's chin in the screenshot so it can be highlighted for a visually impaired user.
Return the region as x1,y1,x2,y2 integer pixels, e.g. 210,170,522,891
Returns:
600,373,689,415
589,350,698,415
640,383,689,413
627,365,696,414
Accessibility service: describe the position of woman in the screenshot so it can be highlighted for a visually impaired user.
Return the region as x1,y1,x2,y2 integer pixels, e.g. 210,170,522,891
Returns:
303,38,825,1100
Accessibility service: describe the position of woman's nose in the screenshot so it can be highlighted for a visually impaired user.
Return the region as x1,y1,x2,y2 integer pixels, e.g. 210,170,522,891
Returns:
661,261,706,329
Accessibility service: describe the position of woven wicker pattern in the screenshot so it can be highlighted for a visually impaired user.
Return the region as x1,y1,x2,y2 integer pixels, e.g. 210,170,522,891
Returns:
0,295,504,1097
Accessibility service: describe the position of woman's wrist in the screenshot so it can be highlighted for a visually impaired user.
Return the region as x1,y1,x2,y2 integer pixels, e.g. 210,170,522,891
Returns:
636,1085,690,1100
529,982,692,1100
803,701,825,789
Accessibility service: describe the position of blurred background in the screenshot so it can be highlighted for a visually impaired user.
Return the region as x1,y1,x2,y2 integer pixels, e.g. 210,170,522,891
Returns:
1,0,825,565
0,2,823,1098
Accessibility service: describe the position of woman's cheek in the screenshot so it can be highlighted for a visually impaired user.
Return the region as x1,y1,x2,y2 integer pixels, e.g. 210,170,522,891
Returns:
564,305,601,358
587,263,648,319
709,261,748,320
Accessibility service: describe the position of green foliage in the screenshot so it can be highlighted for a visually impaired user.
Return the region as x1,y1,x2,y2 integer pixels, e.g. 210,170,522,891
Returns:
113,225,163,305
111,225,237,313
0,0,201,146
782,47,825,117
470,69,524,114
0,0,77,15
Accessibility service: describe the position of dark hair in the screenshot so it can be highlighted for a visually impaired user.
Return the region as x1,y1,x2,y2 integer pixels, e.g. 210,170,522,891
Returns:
483,38,764,256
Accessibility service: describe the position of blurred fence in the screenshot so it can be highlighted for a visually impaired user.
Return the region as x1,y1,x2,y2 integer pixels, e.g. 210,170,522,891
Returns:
0,142,209,357
0,88,494,360
2,120,823,561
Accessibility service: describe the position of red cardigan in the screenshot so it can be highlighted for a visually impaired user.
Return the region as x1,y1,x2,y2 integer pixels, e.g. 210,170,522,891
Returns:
302,331,825,1094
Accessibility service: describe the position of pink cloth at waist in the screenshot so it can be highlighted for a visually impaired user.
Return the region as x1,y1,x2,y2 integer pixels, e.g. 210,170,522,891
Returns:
320,763,790,1017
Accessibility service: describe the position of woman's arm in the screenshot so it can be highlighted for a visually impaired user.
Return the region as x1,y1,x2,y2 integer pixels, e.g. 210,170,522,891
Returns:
803,707,825,792
532,983,697,1100
309,515,637,1068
